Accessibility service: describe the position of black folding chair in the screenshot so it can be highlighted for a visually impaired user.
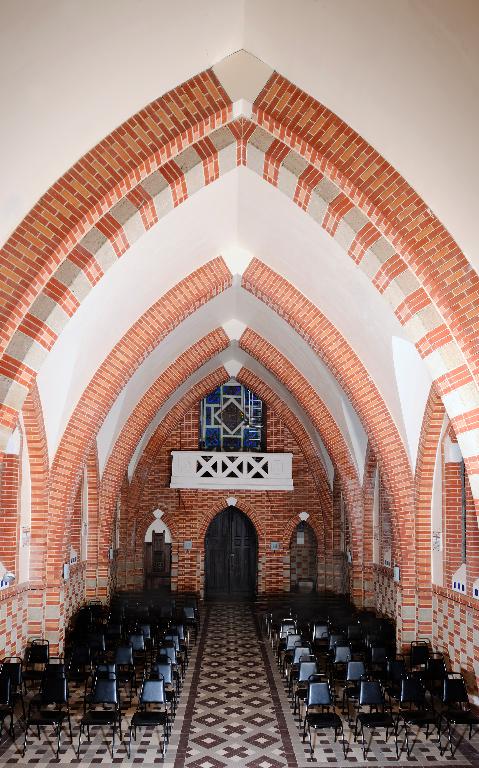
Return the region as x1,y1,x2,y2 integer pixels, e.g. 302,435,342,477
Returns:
23,638,49,692
22,676,72,759
0,675,13,739
395,675,438,757
438,674,479,756
78,676,122,757
0,657,25,723
303,677,347,758
128,678,169,757
354,679,397,758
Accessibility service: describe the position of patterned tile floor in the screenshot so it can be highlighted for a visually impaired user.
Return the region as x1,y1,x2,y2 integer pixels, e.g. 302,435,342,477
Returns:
1,603,479,766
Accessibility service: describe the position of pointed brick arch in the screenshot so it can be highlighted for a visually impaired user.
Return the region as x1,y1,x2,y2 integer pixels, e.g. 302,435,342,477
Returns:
98,334,229,557
45,259,231,583
240,275,415,583
414,386,446,638
21,382,49,585
123,361,354,553
198,497,267,548
237,369,331,502
0,63,478,517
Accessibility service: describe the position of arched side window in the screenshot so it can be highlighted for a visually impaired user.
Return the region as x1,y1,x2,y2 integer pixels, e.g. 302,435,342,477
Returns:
442,427,479,596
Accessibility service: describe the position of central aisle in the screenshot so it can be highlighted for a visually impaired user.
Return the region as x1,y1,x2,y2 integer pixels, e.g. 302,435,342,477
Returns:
168,603,307,767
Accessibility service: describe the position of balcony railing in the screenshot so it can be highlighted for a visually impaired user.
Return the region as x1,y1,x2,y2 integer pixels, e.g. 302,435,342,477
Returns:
170,451,293,491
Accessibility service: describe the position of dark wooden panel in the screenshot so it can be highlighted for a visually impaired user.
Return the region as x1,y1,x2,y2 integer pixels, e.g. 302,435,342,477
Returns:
205,506,257,597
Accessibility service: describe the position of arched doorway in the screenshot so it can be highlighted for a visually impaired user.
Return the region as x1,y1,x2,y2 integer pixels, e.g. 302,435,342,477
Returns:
290,522,317,592
144,512,172,590
205,507,257,598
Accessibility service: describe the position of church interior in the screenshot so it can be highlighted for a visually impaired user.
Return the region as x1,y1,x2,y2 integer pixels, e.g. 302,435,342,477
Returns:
1,1,479,764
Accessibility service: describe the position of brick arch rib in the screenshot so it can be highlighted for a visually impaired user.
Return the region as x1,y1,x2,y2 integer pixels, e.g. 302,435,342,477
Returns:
0,65,478,523
46,258,231,583
98,334,230,555
241,270,415,586
21,382,49,585
414,386,446,638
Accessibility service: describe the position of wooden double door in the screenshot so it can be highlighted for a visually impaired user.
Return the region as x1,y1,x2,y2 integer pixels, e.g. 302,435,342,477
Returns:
205,507,257,598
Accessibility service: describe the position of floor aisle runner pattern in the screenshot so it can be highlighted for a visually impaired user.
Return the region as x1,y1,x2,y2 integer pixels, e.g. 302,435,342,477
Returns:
0,601,479,766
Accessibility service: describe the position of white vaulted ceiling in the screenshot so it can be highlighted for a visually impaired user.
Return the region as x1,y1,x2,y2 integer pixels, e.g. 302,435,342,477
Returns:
1,0,478,269
8,0,476,488
36,168,431,475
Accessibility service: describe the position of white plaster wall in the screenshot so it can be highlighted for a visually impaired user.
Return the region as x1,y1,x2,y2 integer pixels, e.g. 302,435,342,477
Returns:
38,170,427,473
145,512,172,544
1,2,478,273
392,336,432,469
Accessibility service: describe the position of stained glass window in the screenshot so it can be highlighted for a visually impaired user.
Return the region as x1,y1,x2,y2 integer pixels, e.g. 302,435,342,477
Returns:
199,381,265,451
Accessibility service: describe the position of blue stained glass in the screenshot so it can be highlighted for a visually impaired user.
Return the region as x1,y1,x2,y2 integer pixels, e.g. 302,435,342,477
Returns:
205,388,221,405
223,436,242,451
200,382,265,451
205,427,220,449
223,385,242,396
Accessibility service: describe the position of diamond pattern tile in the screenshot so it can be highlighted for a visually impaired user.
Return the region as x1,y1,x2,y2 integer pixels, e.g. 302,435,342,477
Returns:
0,601,478,767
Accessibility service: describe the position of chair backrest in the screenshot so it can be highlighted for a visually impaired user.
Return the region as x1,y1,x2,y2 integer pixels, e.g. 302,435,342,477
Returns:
329,633,346,650
171,624,185,641
334,644,352,664
95,663,116,681
140,678,166,705
140,624,152,639
86,632,105,652
442,675,469,706
106,623,122,637
0,657,22,687
410,641,429,667
129,633,145,652
285,633,301,650
183,606,196,621
279,620,296,638
427,656,447,679
158,645,177,664
43,660,66,679
41,676,68,705
151,661,173,685
387,658,406,682
115,645,134,666
292,645,311,665
347,623,362,641
307,680,333,707
69,645,91,668
91,677,118,705
164,634,180,651
346,660,366,682
400,675,426,706
359,680,384,707
312,623,328,641
298,660,318,683
370,645,387,664
0,674,11,706
27,639,49,665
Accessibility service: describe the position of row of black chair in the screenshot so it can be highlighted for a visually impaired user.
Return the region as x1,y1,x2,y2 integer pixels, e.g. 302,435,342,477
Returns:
269,607,479,759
